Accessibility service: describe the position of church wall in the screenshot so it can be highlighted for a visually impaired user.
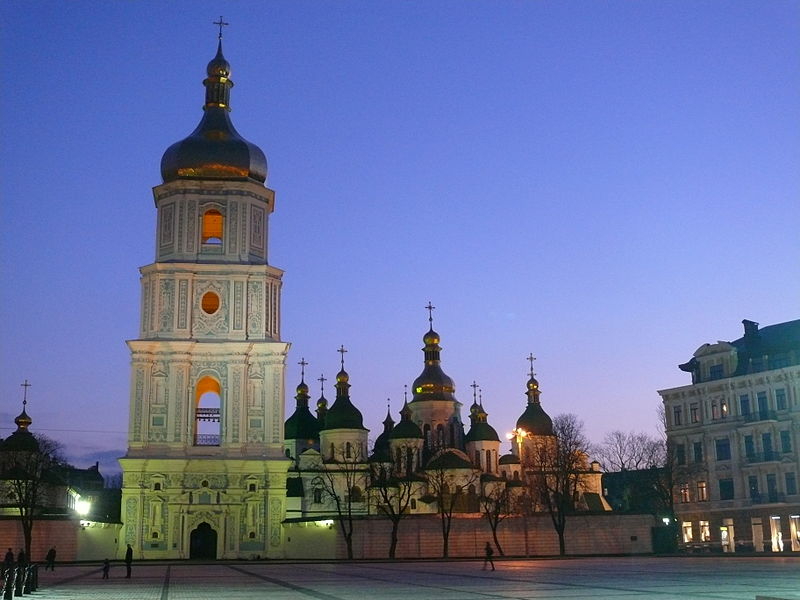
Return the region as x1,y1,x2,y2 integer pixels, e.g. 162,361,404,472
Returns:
284,513,655,559
0,519,78,562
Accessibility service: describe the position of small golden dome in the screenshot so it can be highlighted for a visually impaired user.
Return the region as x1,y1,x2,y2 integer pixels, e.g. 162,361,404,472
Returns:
423,329,440,346
336,369,349,384
527,375,539,391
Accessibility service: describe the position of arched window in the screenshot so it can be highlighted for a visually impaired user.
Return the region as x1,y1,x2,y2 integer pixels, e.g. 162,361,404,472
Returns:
350,486,363,502
194,376,221,446
346,441,352,459
485,449,493,473
406,447,414,475
330,443,335,460
395,448,402,472
313,488,323,503
202,209,224,245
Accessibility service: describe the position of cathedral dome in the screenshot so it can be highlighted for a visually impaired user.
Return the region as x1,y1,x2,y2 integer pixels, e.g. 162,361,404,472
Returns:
423,329,440,346
389,418,424,440
498,453,520,465
465,421,500,443
323,398,365,430
284,407,320,442
516,402,554,436
160,41,267,184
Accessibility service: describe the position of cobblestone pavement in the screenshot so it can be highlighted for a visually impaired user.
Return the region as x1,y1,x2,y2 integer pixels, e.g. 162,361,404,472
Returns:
26,556,800,600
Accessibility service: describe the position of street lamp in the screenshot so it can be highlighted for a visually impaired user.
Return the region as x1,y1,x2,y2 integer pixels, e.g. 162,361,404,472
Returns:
506,427,528,460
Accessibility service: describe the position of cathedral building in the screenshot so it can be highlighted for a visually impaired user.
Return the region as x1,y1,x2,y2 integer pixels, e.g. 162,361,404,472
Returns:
119,38,290,560
119,34,609,560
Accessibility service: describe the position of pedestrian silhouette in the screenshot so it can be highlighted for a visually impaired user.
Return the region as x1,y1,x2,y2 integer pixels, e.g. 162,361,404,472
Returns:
102,558,110,579
483,541,495,571
45,547,56,571
124,544,133,578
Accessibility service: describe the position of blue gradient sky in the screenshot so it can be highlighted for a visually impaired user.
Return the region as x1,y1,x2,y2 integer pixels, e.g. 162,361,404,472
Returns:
2,2,798,476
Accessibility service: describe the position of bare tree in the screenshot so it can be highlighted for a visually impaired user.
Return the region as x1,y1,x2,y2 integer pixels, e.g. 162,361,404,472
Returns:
480,480,515,556
525,413,590,556
369,458,419,559
312,442,370,559
424,454,479,558
0,435,66,558
593,430,663,472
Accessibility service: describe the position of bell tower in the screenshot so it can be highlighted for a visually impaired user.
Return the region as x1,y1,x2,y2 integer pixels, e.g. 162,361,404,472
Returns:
119,31,290,560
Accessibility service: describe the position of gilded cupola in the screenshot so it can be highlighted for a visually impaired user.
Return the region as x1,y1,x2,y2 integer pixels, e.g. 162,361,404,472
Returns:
411,304,457,403
160,39,268,184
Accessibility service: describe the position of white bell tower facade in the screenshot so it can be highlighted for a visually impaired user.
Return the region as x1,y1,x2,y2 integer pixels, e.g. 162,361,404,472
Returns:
119,37,290,560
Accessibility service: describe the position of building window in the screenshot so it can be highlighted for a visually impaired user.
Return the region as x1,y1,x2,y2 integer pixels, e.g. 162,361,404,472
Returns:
690,403,699,423
748,475,760,500
693,441,703,463
202,209,224,245
709,364,723,380
720,401,728,418
744,435,755,459
697,481,708,502
313,488,322,503
676,443,686,466
718,478,734,500
762,432,774,460
786,472,797,496
699,520,711,541
249,532,256,539
781,430,792,454
757,391,769,416
680,483,690,503
682,521,693,543
154,482,162,491
739,394,750,416
776,389,787,411
711,402,719,420
248,483,256,492
715,438,731,461
410,498,417,509
673,406,682,426
345,441,352,459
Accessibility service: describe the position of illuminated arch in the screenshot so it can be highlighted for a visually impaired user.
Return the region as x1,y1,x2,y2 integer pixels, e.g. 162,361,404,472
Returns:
194,375,221,446
202,209,224,245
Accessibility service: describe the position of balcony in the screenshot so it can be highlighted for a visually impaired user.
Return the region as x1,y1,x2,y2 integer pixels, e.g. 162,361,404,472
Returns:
744,451,781,464
750,492,786,505
742,410,778,424
194,434,221,446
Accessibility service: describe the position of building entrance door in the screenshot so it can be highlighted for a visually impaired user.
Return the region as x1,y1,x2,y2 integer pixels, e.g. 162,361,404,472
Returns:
190,522,217,559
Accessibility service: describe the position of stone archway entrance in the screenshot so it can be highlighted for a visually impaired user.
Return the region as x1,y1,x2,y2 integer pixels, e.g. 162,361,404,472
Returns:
190,522,217,559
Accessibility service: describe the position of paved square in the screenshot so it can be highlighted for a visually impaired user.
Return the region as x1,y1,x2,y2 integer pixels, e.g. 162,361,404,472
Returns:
29,556,800,600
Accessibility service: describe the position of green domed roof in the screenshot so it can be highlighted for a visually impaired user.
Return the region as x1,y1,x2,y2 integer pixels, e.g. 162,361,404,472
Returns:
465,421,500,443
284,406,320,441
389,401,423,440
516,401,554,436
323,397,366,430
426,449,474,470
498,453,520,465
389,419,423,440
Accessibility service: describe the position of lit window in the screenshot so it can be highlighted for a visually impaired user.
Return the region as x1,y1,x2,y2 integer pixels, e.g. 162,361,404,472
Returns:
682,521,693,543
721,401,728,417
680,484,690,503
699,520,711,541
202,209,224,245
697,481,708,502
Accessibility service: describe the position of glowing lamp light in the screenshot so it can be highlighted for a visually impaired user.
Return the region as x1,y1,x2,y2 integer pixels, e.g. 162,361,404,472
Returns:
75,500,91,516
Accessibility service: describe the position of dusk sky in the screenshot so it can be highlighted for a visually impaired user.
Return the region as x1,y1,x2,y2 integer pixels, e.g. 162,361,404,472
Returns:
2,2,798,477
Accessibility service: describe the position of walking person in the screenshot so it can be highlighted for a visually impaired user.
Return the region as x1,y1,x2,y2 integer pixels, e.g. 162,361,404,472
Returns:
482,541,495,571
16,549,27,569
3,548,13,578
124,544,133,578
102,559,110,579
45,547,56,571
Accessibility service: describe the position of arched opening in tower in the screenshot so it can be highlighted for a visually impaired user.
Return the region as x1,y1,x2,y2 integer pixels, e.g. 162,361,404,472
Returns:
195,376,222,446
